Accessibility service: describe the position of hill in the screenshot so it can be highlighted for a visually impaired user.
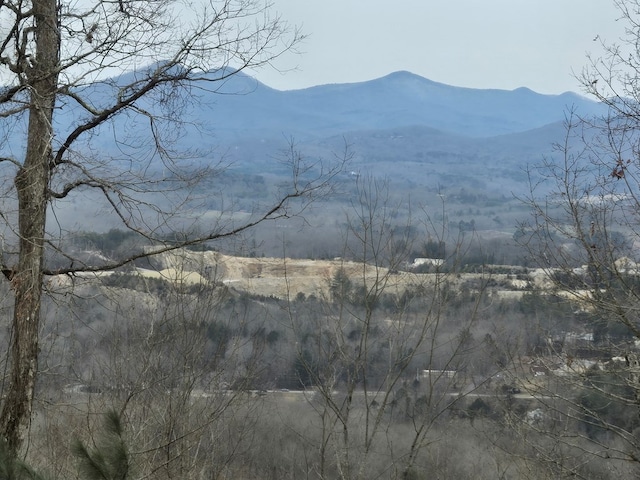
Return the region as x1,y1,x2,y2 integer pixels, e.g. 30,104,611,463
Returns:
53,67,603,160
124,248,541,300
30,67,606,249
195,70,602,140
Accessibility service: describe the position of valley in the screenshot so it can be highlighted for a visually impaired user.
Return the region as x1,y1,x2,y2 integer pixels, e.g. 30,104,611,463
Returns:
0,65,635,478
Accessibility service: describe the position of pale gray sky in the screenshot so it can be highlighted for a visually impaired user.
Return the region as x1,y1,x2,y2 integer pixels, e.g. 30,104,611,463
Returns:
255,0,625,94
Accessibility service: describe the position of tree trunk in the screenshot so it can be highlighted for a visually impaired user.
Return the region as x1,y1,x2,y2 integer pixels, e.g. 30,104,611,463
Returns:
0,0,59,453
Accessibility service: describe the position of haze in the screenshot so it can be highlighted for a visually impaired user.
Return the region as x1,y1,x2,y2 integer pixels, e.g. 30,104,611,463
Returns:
257,0,624,95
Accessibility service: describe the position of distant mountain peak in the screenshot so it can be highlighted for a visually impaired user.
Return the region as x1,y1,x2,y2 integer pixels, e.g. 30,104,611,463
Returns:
512,86,535,94
383,70,429,80
377,70,443,87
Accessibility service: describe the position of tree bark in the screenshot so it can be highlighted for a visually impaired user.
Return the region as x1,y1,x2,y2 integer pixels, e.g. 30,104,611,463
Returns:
0,0,59,453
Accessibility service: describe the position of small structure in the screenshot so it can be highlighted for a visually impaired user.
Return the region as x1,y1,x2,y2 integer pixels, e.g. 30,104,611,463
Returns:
417,369,456,381
410,258,444,268
530,365,549,377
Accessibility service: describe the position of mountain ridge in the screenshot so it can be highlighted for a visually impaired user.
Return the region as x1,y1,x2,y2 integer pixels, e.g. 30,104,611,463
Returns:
36,67,600,238
197,68,605,141
49,66,605,152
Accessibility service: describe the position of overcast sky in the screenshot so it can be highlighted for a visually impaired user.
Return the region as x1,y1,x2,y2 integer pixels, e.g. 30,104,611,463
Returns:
253,0,625,95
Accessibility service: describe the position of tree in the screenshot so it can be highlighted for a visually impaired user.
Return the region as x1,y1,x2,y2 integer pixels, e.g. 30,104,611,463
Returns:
286,176,489,479
0,439,50,479
0,0,343,454
515,1,640,474
330,267,352,303
72,410,129,480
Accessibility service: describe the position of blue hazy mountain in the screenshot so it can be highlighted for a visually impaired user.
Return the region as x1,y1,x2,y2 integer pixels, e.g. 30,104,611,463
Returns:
31,67,607,235
190,69,604,141
50,67,604,161
42,67,606,202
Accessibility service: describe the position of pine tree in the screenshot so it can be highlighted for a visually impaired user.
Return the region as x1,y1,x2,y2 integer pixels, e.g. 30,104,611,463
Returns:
72,410,129,480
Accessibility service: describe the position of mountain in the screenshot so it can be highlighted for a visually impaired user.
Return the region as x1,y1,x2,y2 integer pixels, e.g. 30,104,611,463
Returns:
117,68,599,197
50,67,604,162
192,70,604,141
32,67,605,244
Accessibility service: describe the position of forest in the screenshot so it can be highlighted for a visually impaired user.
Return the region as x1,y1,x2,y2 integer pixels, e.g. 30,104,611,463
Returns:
1,0,640,478
4,176,640,479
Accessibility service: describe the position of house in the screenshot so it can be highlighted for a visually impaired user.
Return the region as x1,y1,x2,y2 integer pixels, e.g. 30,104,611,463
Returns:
410,258,444,268
530,365,549,377
417,369,456,380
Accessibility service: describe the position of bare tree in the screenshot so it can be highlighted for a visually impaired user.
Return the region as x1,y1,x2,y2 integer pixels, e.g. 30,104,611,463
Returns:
513,1,640,474
286,176,489,479
0,0,345,454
